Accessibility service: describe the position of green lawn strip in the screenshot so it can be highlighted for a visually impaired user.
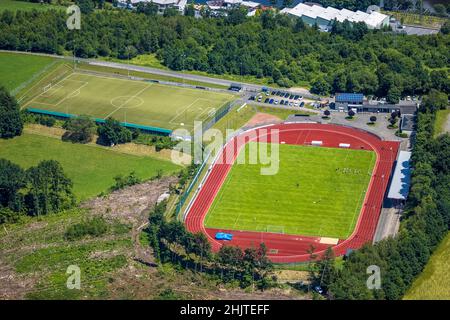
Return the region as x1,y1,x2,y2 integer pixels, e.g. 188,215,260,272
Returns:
78,62,229,90
434,109,450,137
404,232,450,300
205,143,375,239
0,0,64,12
0,133,180,200
253,105,314,119
0,52,57,93
210,104,257,136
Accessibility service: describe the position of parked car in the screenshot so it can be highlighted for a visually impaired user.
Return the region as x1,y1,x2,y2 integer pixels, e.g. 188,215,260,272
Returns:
274,99,279,105
249,96,255,100
280,99,285,105
269,99,274,104
284,93,290,98
257,96,262,102
294,95,299,100
264,98,269,103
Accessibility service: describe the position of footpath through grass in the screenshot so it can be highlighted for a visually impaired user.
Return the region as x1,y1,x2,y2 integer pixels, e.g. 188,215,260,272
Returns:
205,143,375,239
404,232,450,300
0,133,180,200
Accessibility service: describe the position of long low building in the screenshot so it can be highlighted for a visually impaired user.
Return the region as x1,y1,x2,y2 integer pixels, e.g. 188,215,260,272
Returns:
117,0,187,14
281,3,389,30
331,93,418,115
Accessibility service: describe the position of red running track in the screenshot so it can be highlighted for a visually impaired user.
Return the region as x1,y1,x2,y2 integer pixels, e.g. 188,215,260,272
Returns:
184,123,399,263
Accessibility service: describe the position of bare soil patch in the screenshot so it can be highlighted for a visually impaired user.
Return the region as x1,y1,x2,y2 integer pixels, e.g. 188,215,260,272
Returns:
81,176,177,226
245,112,282,127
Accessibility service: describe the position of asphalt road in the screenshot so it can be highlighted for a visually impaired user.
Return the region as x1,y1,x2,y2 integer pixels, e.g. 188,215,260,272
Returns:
0,50,317,97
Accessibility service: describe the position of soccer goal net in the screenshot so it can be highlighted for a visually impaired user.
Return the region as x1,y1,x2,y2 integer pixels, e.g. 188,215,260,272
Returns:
266,225,285,234
43,83,52,93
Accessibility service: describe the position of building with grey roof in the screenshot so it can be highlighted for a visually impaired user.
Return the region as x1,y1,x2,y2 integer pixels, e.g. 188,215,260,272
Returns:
280,3,390,30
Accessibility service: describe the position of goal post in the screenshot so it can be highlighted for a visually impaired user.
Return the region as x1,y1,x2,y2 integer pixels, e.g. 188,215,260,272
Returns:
43,83,52,93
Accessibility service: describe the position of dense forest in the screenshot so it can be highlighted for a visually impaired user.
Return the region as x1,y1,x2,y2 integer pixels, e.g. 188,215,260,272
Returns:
0,7,449,98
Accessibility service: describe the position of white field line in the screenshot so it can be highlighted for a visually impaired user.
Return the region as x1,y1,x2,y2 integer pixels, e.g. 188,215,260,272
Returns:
104,84,152,119
197,107,215,122
40,84,63,98
53,81,89,108
203,166,235,227
23,72,75,109
17,63,73,104
346,152,376,236
169,98,216,124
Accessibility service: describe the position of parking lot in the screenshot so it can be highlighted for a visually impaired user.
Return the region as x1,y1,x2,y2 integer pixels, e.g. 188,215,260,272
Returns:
249,89,310,108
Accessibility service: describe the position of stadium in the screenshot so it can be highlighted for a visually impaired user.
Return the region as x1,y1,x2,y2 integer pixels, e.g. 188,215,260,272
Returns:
184,122,400,263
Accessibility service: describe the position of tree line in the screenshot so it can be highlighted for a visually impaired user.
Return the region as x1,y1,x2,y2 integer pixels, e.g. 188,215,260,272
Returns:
309,92,450,299
0,158,76,224
146,201,275,289
0,8,449,97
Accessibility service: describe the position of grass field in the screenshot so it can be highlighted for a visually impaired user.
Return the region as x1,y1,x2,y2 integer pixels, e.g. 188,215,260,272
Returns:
434,109,450,137
0,52,56,92
23,71,236,131
0,133,180,200
404,232,450,300
0,0,64,12
205,143,376,239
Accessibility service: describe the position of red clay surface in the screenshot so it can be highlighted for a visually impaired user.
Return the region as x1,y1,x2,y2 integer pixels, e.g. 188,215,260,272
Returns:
185,123,400,263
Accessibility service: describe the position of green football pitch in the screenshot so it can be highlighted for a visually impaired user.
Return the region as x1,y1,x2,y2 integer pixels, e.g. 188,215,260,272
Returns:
204,143,376,239
23,72,236,131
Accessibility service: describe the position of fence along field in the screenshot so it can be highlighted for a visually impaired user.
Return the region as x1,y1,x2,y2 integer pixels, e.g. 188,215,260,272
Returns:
204,142,376,240
21,65,236,132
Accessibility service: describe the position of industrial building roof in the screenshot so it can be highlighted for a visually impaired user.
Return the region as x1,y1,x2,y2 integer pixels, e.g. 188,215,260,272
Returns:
282,4,389,28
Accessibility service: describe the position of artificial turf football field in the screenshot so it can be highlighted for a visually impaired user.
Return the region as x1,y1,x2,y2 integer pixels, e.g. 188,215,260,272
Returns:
23,72,235,131
204,142,376,239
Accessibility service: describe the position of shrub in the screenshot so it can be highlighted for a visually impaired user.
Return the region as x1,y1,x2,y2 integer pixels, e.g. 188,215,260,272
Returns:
110,172,141,191
64,216,108,241
62,115,96,143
